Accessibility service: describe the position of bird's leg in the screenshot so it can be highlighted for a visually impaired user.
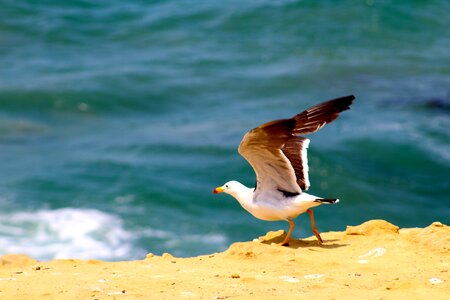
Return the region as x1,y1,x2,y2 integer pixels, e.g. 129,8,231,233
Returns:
278,219,295,246
307,209,323,244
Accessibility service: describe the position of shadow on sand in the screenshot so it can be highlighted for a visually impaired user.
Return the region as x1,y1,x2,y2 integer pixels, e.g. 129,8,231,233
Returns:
261,233,348,250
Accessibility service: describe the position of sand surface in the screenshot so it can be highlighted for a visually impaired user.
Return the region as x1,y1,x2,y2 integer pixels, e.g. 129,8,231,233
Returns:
0,220,448,299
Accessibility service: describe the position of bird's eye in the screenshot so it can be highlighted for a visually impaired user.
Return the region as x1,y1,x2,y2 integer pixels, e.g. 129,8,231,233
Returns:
225,185,229,188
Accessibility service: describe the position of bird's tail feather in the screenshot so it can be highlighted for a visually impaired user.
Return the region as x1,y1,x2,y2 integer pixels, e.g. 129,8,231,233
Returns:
314,198,339,204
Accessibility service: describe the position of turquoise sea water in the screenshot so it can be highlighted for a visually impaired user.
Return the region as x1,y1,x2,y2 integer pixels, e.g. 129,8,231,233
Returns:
0,0,449,261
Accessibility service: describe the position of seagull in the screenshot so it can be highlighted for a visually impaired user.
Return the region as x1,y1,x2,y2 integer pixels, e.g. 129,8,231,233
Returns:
213,95,355,246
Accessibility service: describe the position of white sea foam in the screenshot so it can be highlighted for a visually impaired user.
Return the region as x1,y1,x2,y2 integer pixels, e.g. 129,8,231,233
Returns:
0,208,135,261
0,207,229,261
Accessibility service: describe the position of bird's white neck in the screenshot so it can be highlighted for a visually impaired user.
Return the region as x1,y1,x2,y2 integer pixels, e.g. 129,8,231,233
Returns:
226,182,254,208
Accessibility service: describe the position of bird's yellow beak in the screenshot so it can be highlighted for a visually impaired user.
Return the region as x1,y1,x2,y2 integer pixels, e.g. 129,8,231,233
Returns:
213,186,225,194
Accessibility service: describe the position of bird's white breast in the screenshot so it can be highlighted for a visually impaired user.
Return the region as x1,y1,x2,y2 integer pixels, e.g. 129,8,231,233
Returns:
241,192,321,221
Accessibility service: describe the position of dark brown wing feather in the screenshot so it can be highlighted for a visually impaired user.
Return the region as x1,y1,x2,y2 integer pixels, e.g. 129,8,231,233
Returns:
292,95,355,135
238,95,355,194
281,136,310,190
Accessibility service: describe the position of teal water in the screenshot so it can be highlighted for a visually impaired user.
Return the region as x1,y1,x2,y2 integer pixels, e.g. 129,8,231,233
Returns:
0,0,449,261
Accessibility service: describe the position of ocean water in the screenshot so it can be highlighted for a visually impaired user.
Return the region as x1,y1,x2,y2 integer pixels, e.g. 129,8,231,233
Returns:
0,0,449,261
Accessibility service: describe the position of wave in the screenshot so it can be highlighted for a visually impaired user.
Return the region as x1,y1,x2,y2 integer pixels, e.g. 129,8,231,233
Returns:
0,206,229,260
0,208,135,261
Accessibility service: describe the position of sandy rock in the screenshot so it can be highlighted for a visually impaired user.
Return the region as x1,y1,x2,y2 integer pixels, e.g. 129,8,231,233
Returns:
400,222,450,253
0,220,448,299
346,219,399,236
0,254,37,267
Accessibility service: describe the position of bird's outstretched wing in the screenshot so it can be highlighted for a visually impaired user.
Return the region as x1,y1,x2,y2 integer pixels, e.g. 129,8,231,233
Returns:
238,95,355,195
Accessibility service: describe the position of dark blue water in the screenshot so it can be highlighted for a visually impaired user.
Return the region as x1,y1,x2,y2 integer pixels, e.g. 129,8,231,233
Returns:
0,0,449,261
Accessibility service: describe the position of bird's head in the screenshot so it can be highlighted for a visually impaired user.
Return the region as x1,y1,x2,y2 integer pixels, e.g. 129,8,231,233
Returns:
213,180,242,196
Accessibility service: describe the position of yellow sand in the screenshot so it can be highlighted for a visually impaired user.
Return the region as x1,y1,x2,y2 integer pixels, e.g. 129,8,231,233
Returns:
0,220,448,299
